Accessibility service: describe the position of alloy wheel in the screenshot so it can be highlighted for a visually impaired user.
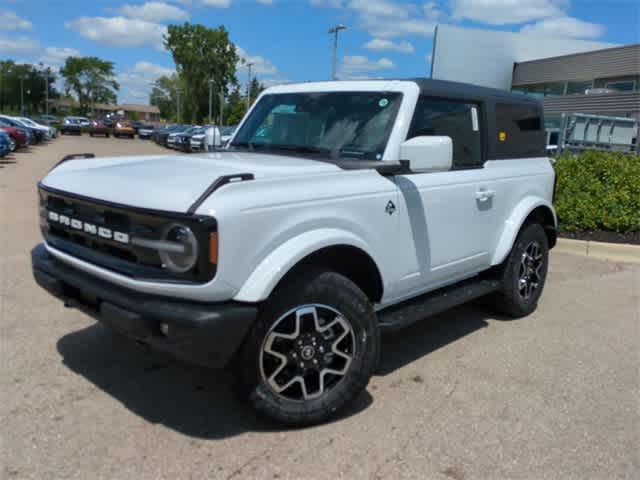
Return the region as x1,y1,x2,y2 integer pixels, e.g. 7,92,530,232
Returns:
518,241,544,300
259,304,356,402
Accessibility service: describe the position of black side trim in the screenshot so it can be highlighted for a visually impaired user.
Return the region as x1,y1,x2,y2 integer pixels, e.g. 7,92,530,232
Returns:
378,276,500,332
187,173,254,214
50,153,95,172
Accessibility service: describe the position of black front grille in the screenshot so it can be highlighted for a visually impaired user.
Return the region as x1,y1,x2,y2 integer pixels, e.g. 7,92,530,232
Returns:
38,185,217,283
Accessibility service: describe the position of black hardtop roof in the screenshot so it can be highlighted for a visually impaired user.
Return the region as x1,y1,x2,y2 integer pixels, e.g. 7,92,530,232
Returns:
409,78,540,106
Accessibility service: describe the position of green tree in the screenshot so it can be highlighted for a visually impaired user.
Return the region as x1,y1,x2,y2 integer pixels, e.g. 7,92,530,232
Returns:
248,77,265,106
164,23,239,123
224,86,247,125
0,60,59,114
150,73,183,121
59,56,119,115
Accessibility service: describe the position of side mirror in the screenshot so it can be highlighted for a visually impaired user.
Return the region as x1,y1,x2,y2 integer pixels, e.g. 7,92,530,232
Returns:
399,136,452,172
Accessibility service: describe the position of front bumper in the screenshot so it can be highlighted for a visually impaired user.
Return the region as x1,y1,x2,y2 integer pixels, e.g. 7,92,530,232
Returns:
32,244,258,368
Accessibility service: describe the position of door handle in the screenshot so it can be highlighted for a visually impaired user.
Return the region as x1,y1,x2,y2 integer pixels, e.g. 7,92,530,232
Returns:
475,189,495,201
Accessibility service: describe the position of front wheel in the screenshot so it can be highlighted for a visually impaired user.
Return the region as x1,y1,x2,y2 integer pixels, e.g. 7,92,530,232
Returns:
238,269,379,425
494,223,549,318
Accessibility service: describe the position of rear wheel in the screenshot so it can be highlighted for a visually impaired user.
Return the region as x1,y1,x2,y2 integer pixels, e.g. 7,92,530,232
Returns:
239,268,379,425
494,223,549,317
9,138,16,151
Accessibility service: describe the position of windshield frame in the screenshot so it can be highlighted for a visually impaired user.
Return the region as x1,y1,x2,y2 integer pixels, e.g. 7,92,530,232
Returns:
229,89,405,163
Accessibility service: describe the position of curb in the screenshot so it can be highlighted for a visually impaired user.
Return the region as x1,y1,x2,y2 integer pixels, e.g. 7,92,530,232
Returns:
555,238,640,264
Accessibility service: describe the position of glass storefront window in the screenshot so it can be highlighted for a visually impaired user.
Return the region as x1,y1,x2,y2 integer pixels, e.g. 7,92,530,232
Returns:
605,80,636,92
566,80,592,95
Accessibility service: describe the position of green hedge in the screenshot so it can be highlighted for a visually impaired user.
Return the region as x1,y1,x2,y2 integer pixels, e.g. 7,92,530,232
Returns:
553,151,640,233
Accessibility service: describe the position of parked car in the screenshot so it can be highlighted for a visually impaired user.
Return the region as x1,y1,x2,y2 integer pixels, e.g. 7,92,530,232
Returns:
0,130,10,157
114,120,136,138
0,115,43,143
173,126,205,152
189,131,206,152
154,125,184,146
0,121,30,150
88,119,111,137
36,114,59,126
167,126,199,149
137,124,155,139
32,78,556,425
130,120,145,134
18,117,57,138
60,117,83,135
74,116,91,128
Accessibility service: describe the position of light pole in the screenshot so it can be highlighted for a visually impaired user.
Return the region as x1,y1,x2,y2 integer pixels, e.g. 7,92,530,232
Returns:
219,88,224,126
245,62,254,111
208,77,214,124
328,24,346,81
176,88,182,123
20,76,24,115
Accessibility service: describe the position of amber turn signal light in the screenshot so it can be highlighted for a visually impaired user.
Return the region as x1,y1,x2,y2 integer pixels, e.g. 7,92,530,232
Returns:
209,232,218,265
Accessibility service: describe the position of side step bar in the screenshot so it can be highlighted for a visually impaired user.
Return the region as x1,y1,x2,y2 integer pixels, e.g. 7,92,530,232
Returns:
378,277,501,332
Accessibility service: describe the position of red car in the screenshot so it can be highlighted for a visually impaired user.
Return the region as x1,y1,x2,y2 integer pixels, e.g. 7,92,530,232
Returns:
89,119,111,137
0,125,28,151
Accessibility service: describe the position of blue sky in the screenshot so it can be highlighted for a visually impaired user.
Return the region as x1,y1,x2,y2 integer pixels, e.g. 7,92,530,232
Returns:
1,0,638,103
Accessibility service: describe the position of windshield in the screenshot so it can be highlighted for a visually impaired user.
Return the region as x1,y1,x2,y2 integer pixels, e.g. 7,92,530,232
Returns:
230,91,402,161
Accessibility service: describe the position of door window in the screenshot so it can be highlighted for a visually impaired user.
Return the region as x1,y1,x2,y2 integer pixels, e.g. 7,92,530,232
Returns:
407,97,482,169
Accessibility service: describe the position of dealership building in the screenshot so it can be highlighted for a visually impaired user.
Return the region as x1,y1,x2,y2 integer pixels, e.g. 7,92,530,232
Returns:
430,26,640,128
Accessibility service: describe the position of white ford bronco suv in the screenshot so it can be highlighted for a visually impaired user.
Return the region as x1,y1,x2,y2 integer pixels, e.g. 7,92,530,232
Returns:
33,79,556,425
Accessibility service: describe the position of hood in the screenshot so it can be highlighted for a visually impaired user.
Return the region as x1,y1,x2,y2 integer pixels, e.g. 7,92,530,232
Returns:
41,151,342,213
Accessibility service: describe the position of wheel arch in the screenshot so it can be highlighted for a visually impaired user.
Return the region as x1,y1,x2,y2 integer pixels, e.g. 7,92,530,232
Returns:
491,197,557,266
232,229,385,304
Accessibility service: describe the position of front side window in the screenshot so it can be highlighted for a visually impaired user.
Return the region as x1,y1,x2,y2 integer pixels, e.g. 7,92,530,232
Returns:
407,97,482,169
231,92,402,161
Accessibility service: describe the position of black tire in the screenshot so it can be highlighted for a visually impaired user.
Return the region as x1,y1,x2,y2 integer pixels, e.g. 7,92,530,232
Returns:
494,223,549,318
238,268,379,425
89,132,93,137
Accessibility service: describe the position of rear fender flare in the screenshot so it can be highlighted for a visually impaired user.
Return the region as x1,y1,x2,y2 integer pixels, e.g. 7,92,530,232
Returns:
491,197,557,266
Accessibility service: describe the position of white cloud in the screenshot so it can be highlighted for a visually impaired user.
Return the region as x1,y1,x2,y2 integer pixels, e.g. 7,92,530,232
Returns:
39,47,81,68
310,0,437,38
117,61,176,103
520,16,605,39
201,0,232,7
66,16,167,50
425,53,432,63
119,1,189,22
0,35,40,56
0,10,32,30
339,55,394,78
256,0,274,4
450,0,566,25
236,46,278,76
364,38,414,53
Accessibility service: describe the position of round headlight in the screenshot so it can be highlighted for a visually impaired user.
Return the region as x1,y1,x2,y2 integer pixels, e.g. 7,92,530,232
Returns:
159,224,198,273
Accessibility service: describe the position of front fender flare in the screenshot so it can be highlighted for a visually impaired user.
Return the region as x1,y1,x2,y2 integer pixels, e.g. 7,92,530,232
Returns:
233,228,380,303
491,197,557,266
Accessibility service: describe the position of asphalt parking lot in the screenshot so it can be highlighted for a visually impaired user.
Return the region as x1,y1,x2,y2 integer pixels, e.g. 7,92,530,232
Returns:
1,136,638,480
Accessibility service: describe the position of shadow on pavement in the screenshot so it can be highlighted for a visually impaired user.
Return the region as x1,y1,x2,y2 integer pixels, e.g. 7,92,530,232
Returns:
378,302,494,375
57,300,502,437
56,323,373,439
